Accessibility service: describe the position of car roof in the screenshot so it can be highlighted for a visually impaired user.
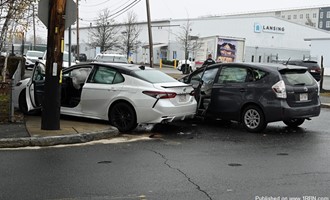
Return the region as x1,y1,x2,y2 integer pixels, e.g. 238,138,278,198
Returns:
95,53,125,57
207,62,307,72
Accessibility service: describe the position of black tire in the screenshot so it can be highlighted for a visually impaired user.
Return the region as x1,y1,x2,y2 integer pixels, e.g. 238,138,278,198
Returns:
18,90,38,115
109,102,137,132
283,119,305,127
242,105,267,133
18,90,29,114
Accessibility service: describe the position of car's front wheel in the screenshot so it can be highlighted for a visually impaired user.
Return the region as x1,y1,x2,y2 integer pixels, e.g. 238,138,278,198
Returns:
242,105,267,133
18,90,38,115
283,119,305,127
18,90,29,114
109,102,137,132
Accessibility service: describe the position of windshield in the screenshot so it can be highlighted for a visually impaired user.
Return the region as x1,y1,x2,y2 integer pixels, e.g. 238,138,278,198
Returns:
95,55,127,63
26,51,44,58
134,69,178,83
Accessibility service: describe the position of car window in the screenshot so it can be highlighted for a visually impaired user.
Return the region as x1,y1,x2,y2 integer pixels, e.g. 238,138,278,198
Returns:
65,67,92,89
217,66,247,83
246,68,267,82
90,66,124,84
280,69,315,86
133,69,177,83
190,68,218,85
33,62,46,81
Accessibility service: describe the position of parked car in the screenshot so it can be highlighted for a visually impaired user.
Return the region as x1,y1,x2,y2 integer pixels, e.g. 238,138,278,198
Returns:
285,59,321,81
93,53,128,64
39,50,77,68
13,62,197,132
177,59,194,73
24,50,44,69
180,62,321,132
78,53,87,62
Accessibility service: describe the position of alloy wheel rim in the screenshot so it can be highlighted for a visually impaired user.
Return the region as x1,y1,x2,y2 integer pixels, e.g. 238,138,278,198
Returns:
244,109,260,129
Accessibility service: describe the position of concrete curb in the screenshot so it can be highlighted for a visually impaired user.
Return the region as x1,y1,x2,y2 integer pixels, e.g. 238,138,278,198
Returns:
0,127,119,148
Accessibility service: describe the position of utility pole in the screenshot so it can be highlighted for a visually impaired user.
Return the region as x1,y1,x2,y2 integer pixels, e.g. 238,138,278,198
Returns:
41,0,67,130
76,0,79,57
146,0,153,67
32,4,36,49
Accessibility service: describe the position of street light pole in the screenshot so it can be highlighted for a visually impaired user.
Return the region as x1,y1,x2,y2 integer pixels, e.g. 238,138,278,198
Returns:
146,0,153,67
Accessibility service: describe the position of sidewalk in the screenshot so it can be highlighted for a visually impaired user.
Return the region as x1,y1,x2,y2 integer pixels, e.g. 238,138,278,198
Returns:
0,115,118,148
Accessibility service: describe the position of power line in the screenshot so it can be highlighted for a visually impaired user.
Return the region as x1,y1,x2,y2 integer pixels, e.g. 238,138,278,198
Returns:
80,0,141,22
110,0,141,19
79,0,140,22
79,0,110,7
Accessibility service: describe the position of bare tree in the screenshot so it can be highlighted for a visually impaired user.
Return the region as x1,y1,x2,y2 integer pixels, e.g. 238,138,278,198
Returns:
305,18,315,27
0,0,36,51
117,11,141,62
89,8,119,53
176,19,201,74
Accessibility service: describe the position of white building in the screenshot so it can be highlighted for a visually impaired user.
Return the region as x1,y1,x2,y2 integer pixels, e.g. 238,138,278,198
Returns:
65,15,330,70
305,37,330,75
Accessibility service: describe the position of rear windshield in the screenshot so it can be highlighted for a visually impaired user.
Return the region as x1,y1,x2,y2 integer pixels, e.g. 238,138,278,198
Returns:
280,69,315,86
133,69,178,83
26,51,44,57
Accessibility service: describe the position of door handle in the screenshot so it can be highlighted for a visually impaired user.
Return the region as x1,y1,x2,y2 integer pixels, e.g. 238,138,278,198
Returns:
239,88,246,92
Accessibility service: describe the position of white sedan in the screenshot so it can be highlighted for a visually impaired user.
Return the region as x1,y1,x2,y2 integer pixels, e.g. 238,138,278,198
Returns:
13,62,197,132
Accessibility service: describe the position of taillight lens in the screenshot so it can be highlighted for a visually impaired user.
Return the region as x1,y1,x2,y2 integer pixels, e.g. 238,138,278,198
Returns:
143,91,177,99
272,80,287,99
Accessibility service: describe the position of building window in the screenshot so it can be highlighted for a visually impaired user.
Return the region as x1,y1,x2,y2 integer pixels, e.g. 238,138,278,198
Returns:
251,55,254,62
288,15,291,20
319,21,323,28
326,21,330,28
282,15,285,18
259,56,262,63
320,12,324,19
300,14,303,19
327,11,330,18
313,13,317,18
293,15,297,19
306,14,310,19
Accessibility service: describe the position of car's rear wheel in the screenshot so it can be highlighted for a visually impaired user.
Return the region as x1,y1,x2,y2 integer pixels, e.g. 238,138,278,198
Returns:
283,119,305,127
242,105,267,133
109,102,137,132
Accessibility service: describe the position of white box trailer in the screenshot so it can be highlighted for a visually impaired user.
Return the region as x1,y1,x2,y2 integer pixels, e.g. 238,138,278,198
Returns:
194,35,246,68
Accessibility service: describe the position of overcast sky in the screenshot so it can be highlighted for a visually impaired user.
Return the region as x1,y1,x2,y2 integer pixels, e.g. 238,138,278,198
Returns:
31,0,330,41
77,0,330,26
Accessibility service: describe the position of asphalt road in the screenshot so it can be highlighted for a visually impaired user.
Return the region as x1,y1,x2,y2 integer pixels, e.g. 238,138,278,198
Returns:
1,108,330,200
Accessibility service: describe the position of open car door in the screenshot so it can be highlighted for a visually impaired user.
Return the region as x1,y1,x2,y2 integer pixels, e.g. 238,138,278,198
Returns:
26,61,46,111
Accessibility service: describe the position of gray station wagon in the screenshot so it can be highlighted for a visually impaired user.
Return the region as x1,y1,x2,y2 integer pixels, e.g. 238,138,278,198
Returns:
181,62,321,132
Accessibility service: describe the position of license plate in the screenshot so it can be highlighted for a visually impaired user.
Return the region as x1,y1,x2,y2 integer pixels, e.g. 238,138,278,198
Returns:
178,94,187,102
299,93,308,101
